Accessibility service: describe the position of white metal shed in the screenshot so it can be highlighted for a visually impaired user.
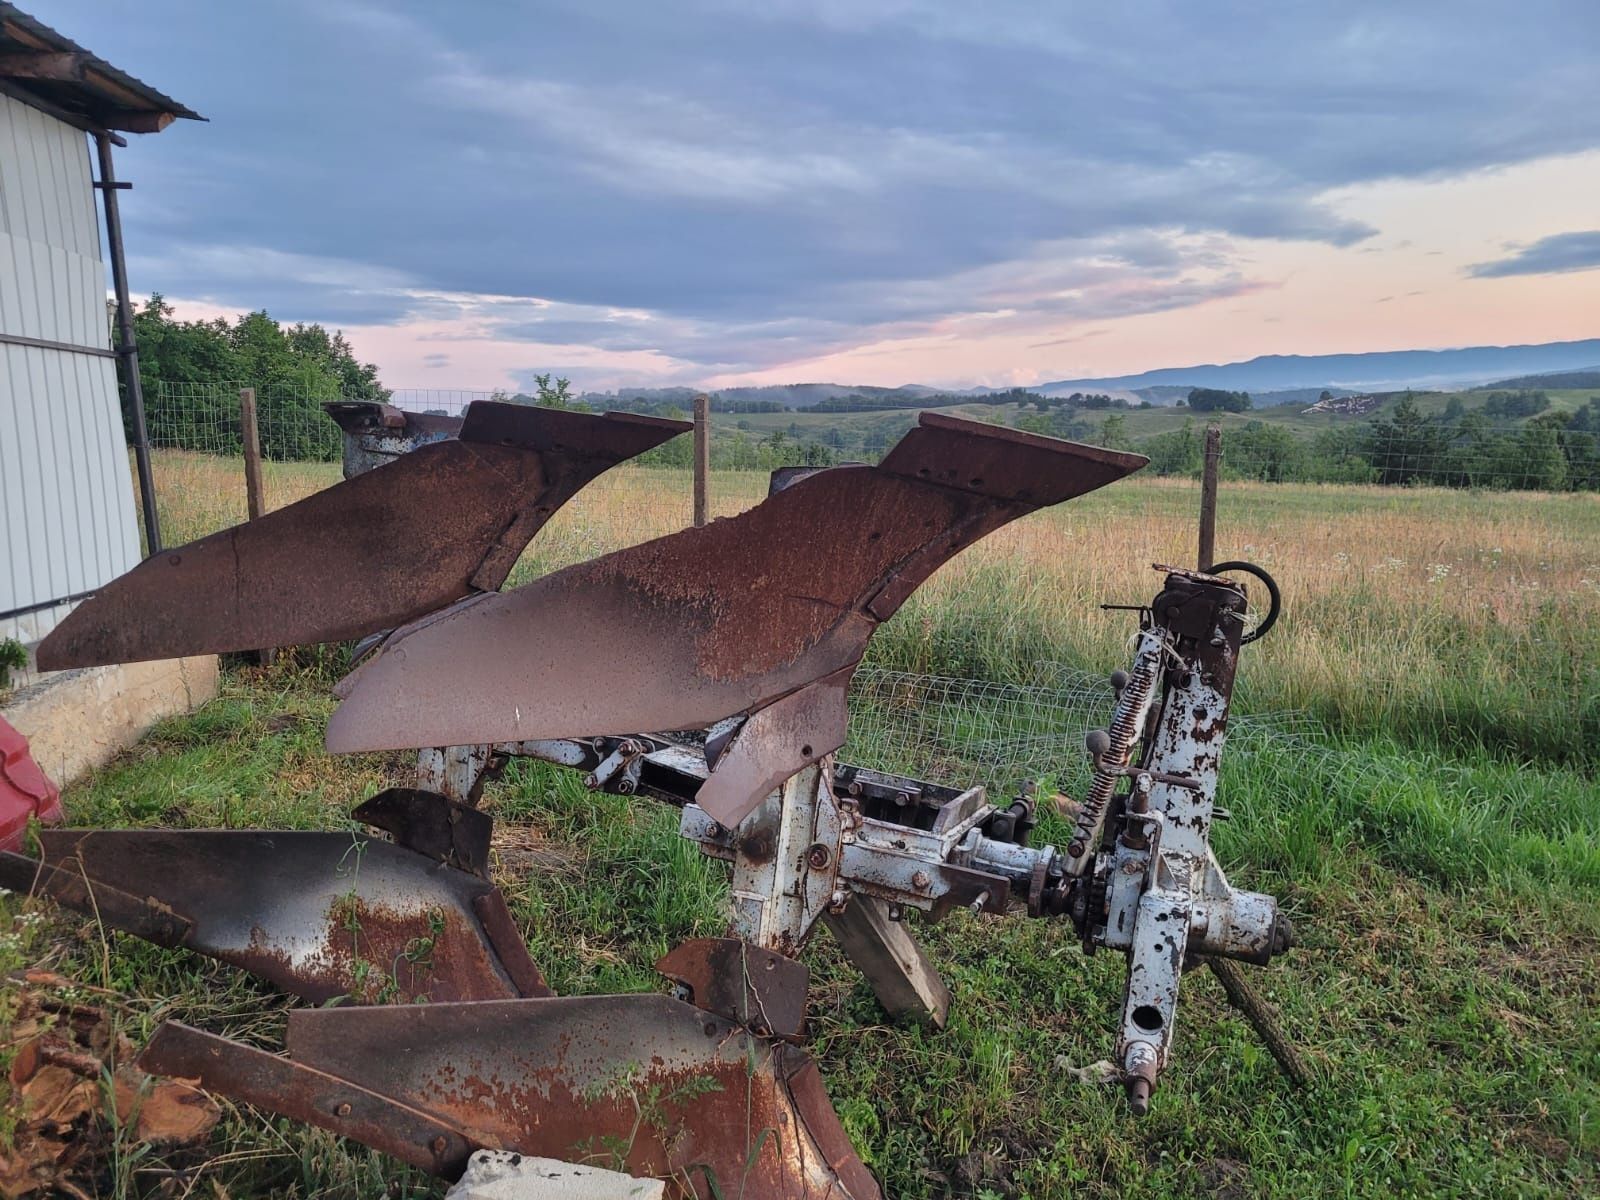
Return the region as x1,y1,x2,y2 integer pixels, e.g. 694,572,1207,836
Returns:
0,3,201,643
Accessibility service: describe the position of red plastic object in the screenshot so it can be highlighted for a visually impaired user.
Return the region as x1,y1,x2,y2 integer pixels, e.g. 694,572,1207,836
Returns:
0,716,63,853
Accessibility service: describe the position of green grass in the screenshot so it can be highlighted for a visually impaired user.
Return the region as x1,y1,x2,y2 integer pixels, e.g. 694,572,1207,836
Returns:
4,648,1594,1199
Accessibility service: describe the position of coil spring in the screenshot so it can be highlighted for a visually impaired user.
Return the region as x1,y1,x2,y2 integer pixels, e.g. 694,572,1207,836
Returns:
1066,634,1163,860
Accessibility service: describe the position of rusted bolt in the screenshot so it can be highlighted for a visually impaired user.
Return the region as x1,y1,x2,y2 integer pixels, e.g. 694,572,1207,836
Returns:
805,843,831,869
335,1102,352,1117
911,870,931,890
430,1136,449,1156
583,773,599,789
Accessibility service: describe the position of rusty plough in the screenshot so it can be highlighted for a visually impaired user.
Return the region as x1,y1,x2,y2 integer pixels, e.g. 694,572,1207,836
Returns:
3,403,1300,1196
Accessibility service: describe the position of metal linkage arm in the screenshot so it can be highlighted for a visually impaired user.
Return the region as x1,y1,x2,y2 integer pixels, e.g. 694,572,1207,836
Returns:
1067,568,1294,1112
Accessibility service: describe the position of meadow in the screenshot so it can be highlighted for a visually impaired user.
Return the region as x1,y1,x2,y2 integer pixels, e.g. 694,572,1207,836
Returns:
2,448,1596,1197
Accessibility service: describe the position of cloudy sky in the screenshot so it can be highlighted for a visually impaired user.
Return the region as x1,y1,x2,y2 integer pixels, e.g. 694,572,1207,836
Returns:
55,0,1600,391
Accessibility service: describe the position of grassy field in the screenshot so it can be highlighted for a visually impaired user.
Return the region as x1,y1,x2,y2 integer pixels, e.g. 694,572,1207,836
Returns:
3,449,1596,1197
718,386,1600,459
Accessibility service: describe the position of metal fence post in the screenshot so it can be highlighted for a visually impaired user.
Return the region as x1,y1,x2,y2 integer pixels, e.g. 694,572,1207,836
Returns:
95,132,162,555
693,393,710,527
1198,424,1221,571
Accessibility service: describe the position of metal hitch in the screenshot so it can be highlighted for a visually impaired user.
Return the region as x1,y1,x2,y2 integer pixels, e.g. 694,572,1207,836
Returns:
36,402,689,669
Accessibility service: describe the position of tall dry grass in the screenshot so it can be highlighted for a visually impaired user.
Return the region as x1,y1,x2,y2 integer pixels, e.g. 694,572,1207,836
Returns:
149,451,1600,766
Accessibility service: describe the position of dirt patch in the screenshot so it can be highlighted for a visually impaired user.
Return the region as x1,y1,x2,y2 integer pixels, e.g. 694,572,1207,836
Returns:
491,825,585,882
1197,1157,1253,1200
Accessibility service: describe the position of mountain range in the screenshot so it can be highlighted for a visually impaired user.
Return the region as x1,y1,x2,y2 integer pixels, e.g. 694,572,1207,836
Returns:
575,338,1600,410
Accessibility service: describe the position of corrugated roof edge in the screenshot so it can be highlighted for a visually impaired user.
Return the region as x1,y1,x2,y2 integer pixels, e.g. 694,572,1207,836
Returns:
0,2,204,123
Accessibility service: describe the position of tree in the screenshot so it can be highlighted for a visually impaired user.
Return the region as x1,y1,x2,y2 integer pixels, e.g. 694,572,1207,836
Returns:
1227,421,1301,482
1186,387,1251,413
126,295,388,460
1518,417,1568,491
1365,394,1450,485
531,373,583,409
1143,420,1201,476
1097,414,1132,451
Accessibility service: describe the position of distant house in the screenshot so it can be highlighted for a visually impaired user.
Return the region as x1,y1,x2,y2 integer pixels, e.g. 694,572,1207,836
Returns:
0,2,201,643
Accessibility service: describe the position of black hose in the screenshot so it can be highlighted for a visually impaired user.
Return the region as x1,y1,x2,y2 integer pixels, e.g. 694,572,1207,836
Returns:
1207,560,1281,643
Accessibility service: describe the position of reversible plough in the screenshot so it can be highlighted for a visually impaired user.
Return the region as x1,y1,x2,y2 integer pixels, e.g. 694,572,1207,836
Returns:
3,403,1299,1196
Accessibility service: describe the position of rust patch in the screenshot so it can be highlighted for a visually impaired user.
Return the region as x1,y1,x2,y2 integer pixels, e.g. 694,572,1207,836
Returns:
283,995,880,1197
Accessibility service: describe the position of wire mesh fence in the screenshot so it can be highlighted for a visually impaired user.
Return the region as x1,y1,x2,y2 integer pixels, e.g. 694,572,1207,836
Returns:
842,664,1372,803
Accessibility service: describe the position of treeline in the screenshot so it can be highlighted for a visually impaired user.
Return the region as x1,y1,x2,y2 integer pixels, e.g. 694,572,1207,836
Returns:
1183,387,1252,412
809,391,967,412
603,394,786,415
129,296,387,460
1017,391,1136,411
1136,395,1600,490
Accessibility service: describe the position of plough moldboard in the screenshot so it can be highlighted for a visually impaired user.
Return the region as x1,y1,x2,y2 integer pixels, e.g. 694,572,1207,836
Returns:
9,403,1302,1196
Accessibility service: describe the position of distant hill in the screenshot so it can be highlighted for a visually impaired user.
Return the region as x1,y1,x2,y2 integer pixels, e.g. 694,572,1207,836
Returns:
1026,339,1600,399
578,382,944,409
1478,367,1600,390
574,339,1600,411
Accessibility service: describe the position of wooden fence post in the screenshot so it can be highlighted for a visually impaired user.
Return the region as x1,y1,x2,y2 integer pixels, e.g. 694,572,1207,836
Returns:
693,393,710,527
1198,424,1221,571
240,388,265,521
239,388,274,664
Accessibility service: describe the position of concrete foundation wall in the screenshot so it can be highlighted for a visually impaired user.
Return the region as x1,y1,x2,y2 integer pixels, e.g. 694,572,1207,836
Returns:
2,656,219,790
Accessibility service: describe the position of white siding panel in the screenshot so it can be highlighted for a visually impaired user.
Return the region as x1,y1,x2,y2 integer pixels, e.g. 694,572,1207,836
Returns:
0,235,19,335
0,93,139,641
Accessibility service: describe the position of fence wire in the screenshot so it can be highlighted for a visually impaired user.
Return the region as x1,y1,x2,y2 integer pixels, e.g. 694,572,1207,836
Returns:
843,665,1371,802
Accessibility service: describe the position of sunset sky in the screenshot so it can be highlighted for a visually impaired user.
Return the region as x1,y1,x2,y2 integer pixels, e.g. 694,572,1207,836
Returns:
55,1,1600,391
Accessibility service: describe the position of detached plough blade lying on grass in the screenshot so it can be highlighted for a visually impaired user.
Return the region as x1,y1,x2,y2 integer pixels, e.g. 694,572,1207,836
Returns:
7,410,1302,1196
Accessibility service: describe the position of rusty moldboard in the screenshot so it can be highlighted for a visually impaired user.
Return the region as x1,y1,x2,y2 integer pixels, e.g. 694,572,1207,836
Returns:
694,667,853,828
278,994,880,1198
36,403,689,670
327,412,1146,755
27,829,542,1003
